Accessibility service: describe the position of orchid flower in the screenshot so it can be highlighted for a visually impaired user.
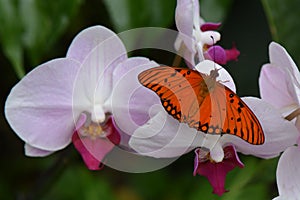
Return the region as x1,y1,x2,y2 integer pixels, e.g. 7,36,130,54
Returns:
259,42,300,199
129,60,298,195
5,25,158,170
174,0,239,67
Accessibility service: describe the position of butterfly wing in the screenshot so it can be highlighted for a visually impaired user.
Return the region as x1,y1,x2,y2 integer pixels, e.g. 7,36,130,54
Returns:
138,66,265,145
199,82,265,145
138,66,207,125
221,85,264,144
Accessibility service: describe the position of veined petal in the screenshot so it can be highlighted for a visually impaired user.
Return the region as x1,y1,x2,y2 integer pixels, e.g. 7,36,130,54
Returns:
129,110,203,158
175,0,196,53
195,60,236,92
269,42,300,90
221,97,298,158
72,30,127,120
24,143,54,157
67,25,126,64
176,0,194,39
5,58,81,151
259,64,297,109
111,57,160,135
275,146,300,199
268,42,300,105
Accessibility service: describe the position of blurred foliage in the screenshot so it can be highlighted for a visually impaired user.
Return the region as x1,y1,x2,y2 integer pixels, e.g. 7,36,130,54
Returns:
1,0,298,199
0,0,82,78
261,0,300,66
103,0,176,32
200,0,234,22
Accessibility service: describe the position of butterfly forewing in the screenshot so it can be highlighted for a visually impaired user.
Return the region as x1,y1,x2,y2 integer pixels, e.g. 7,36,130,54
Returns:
138,66,265,145
138,66,205,122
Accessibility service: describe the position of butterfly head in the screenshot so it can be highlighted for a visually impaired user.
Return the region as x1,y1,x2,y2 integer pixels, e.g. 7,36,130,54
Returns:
209,68,220,80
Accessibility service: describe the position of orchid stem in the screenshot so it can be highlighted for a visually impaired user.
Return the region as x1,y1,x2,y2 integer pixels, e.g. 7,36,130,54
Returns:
285,108,300,121
173,44,184,67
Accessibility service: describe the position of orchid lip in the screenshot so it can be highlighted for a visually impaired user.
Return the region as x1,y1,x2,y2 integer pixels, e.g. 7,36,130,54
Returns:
78,112,112,140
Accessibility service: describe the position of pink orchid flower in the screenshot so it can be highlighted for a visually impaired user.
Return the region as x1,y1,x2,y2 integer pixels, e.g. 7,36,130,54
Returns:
174,0,239,67
259,42,300,199
5,25,158,170
129,60,298,195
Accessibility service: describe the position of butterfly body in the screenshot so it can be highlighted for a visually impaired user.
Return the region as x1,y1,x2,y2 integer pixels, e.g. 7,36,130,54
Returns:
138,66,265,145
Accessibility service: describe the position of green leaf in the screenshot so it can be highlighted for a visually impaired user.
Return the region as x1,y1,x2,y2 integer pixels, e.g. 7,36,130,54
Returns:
0,0,25,78
20,0,83,65
261,0,300,65
103,0,176,32
200,0,234,22
0,0,82,78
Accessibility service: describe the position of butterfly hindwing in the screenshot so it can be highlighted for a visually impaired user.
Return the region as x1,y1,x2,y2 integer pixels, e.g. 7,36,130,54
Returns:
222,86,264,144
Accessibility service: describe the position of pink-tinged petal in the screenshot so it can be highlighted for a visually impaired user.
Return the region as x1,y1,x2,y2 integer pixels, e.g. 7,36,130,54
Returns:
111,57,160,135
67,26,126,64
204,45,227,65
269,42,300,89
5,58,81,151
221,97,298,158
107,117,121,145
201,22,222,31
195,60,236,92
75,113,87,131
72,118,120,170
24,144,54,157
72,30,127,119
225,44,240,62
275,146,300,199
194,145,244,196
129,110,203,158
259,64,297,109
296,117,300,133
175,0,196,53
176,0,197,37
72,132,104,170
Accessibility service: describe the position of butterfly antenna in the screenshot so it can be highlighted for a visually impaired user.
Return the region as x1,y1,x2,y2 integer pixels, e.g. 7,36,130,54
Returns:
210,35,217,70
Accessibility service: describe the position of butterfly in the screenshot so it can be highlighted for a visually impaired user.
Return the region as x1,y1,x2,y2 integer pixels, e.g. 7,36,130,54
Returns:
138,66,264,145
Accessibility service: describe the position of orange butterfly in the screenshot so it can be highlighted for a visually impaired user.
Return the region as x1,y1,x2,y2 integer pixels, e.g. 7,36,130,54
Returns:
138,66,264,145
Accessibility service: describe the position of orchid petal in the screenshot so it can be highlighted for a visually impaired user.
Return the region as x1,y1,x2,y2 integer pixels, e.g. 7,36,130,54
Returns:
269,42,300,90
204,45,227,65
259,64,297,109
72,132,105,170
72,117,119,170
175,0,196,53
201,22,222,31
201,31,221,45
111,57,160,136
275,146,300,199
194,145,244,196
72,30,127,120
24,144,54,157
129,110,203,158
221,97,298,158
225,45,240,62
195,60,236,92
5,58,81,151
67,26,125,64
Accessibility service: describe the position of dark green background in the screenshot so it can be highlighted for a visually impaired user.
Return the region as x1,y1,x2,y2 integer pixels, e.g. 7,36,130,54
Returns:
1,0,298,199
